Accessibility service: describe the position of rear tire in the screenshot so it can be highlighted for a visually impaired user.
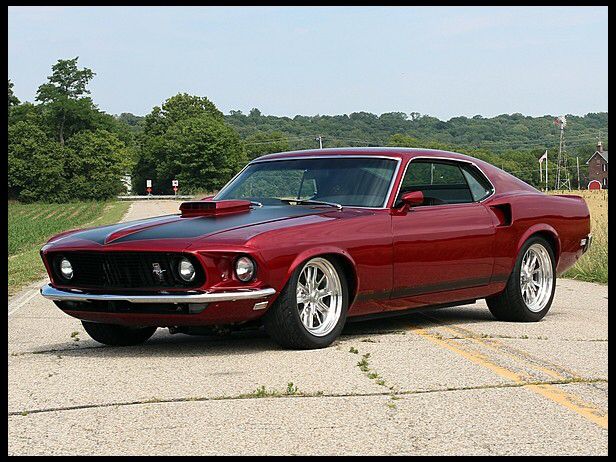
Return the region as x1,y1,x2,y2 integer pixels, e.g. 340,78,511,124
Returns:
264,257,349,349
487,236,556,322
81,321,157,346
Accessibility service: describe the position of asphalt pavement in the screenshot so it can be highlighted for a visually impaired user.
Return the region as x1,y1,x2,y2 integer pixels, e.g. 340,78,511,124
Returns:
8,200,608,455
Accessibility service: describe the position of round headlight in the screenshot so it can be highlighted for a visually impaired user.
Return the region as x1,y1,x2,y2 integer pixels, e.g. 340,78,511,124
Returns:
60,258,73,280
235,256,256,282
178,258,196,282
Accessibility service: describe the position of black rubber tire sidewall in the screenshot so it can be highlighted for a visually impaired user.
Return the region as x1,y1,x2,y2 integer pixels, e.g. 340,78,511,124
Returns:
487,236,556,322
264,257,349,349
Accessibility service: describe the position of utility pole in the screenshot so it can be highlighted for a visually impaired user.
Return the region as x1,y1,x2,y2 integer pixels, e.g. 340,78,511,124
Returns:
576,156,581,189
315,136,323,149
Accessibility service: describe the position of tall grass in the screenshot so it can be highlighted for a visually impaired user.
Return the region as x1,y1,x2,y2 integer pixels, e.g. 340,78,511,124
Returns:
9,202,108,256
551,190,608,284
8,201,130,294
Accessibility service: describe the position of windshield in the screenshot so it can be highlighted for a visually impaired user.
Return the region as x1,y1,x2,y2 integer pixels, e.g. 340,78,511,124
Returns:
216,157,399,207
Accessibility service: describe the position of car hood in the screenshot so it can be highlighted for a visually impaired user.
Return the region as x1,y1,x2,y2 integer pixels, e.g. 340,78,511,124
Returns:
45,205,341,249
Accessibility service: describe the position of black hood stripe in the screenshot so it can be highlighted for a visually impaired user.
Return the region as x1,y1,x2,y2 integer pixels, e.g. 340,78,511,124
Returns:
62,206,328,245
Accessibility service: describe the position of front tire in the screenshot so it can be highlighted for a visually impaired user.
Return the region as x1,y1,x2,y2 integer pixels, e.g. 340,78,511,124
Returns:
264,257,349,349
487,236,556,322
81,321,157,346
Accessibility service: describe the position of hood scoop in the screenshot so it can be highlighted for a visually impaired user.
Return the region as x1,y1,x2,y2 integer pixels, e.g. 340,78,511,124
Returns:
180,200,252,217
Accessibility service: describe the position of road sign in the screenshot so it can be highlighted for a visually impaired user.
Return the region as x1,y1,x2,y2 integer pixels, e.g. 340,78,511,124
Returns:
173,186,178,193
146,180,152,188
172,179,179,187
146,187,152,194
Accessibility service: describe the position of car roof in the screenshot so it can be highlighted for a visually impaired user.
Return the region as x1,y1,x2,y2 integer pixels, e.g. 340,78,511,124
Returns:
253,146,540,196
253,147,482,164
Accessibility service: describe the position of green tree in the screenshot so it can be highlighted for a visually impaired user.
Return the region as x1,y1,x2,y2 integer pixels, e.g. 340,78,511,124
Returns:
8,102,43,126
387,133,421,147
8,79,20,109
64,129,134,200
153,115,245,193
35,57,96,145
135,93,244,194
143,93,224,136
115,112,144,133
244,131,290,160
8,121,67,202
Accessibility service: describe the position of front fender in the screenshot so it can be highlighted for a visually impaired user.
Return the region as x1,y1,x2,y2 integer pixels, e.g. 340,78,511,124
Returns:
277,246,358,300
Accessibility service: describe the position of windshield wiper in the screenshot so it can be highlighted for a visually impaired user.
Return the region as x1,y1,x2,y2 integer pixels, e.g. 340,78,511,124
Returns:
280,199,343,210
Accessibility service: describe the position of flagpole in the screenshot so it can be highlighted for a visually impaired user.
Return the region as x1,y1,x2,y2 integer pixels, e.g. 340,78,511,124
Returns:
545,156,548,192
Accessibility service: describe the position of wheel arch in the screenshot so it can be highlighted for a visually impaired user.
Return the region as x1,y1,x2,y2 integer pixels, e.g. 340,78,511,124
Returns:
516,224,561,266
285,247,359,306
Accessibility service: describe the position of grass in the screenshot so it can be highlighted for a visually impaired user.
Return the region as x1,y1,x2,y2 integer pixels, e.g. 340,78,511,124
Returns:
357,353,371,372
549,190,608,284
350,348,397,410
8,201,130,295
238,383,301,399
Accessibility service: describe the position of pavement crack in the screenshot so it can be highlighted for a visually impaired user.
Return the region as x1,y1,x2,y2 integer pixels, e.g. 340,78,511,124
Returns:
9,378,607,417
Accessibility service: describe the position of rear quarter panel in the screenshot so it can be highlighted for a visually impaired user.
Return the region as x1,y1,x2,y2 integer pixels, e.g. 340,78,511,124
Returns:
486,192,590,279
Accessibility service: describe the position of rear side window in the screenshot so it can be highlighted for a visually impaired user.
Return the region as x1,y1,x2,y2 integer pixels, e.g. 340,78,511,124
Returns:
460,165,493,201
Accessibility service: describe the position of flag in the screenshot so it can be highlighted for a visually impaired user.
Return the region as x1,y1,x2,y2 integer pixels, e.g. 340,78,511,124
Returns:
539,150,548,163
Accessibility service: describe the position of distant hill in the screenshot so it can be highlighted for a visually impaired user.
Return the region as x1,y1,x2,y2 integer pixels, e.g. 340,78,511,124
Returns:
115,110,607,188
117,110,607,155
223,110,607,155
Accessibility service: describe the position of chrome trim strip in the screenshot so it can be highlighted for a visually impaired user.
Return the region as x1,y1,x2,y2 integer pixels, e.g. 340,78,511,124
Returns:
41,284,276,304
391,155,497,209
582,233,592,253
251,155,402,163
214,155,402,210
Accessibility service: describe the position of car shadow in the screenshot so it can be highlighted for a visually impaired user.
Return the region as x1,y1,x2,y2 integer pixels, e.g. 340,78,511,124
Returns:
30,305,497,359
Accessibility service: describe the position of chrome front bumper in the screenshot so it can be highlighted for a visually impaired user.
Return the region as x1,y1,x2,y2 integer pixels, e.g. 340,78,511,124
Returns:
40,284,276,304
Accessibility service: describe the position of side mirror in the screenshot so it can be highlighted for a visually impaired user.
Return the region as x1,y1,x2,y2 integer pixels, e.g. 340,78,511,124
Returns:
401,191,424,208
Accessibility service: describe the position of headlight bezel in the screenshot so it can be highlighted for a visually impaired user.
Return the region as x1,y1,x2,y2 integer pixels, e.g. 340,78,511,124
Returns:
234,255,257,282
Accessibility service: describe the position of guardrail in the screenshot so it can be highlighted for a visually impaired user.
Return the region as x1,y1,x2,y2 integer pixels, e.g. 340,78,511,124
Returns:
116,195,196,201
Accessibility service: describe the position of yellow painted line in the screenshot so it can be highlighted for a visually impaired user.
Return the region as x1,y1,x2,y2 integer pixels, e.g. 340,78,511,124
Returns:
413,328,524,382
439,325,566,380
413,328,608,429
525,383,608,429
420,313,580,380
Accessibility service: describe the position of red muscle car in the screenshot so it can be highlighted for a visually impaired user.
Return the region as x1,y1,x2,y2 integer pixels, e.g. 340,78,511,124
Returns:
40,148,592,349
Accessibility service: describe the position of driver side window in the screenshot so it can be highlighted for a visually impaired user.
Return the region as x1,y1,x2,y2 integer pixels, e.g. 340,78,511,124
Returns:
397,160,474,206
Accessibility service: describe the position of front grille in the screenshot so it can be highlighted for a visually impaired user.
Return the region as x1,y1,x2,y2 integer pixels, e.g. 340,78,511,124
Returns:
47,252,205,290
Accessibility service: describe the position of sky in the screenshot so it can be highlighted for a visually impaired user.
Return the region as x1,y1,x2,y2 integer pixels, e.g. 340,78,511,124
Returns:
8,6,608,120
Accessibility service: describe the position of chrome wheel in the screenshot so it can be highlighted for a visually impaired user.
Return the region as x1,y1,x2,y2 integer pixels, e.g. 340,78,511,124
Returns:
520,243,553,313
296,258,343,337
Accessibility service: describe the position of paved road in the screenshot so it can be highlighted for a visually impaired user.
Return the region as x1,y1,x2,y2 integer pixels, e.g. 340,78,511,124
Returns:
8,200,608,455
